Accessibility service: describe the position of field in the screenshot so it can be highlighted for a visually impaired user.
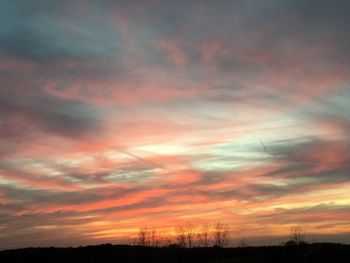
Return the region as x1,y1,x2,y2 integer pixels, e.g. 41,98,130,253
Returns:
1,243,349,263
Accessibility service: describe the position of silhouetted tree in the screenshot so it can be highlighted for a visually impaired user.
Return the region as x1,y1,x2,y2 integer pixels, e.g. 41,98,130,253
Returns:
175,225,187,248
285,225,306,246
149,228,158,247
197,221,210,247
292,225,306,243
185,222,195,248
213,222,229,247
137,226,150,246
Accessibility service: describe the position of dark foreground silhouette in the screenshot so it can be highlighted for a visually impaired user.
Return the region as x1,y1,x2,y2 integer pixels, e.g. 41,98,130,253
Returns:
1,243,349,263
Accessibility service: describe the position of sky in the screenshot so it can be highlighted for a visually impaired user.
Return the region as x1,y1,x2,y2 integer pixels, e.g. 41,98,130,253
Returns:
1,0,350,249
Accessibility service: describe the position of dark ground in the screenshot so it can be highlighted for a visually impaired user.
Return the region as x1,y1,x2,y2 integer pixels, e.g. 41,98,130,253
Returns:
0,243,349,263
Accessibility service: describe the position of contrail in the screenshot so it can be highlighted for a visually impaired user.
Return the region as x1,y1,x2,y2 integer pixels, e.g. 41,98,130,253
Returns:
231,110,270,156
115,148,163,169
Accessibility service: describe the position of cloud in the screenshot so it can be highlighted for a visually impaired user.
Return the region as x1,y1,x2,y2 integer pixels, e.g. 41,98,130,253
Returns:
1,0,350,247
250,202,350,226
0,91,103,159
0,0,120,61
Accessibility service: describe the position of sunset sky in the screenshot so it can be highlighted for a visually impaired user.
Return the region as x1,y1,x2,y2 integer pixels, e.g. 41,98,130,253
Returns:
1,0,350,249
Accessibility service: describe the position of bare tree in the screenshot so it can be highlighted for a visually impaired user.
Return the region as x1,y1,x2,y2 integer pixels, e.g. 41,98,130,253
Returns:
289,225,306,245
150,228,158,247
197,221,210,247
175,225,187,248
137,226,150,246
213,222,229,247
185,222,195,248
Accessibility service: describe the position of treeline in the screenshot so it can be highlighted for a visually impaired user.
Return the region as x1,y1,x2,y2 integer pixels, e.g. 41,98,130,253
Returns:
132,223,307,248
133,222,230,248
